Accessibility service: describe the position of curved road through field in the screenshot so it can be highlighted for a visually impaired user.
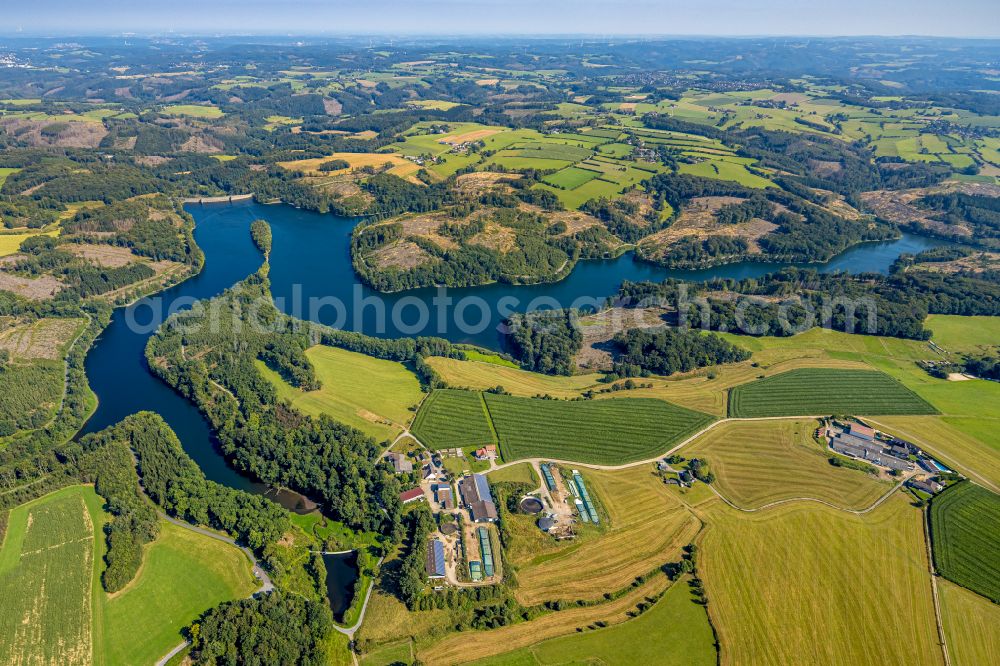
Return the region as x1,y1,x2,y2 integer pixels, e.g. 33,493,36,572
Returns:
154,512,272,666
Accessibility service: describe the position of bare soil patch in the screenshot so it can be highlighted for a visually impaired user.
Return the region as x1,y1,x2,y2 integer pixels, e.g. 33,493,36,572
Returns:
67,244,141,268
0,317,83,360
454,172,521,196
441,128,501,144
0,119,107,148
640,196,779,256
179,134,223,153
371,241,434,271
576,306,671,371
469,221,517,253
0,272,65,300
397,213,462,250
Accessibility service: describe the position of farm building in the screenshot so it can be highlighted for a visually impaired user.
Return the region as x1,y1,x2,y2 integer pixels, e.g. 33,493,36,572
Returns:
385,452,413,474
433,484,454,510
572,471,599,524
477,526,495,577
829,431,914,472
426,539,446,579
540,463,557,491
469,560,483,582
908,478,944,495
399,487,425,504
846,423,876,441
474,445,498,460
460,474,499,522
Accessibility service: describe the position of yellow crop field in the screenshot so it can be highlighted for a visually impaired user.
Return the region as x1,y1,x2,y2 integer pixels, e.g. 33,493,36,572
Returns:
418,572,672,664
938,579,1000,666
683,419,891,510
0,228,60,257
700,496,941,666
513,468,700,606
426,356,603,397
278,152,420,181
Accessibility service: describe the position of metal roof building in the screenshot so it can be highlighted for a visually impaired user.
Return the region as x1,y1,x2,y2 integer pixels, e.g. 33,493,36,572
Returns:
426,539,446,579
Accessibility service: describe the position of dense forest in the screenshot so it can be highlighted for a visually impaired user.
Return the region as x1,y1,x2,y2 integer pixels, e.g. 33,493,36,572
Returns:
146,270,405,537
610,327,751,377
615,267,1000,340
505,309,583,375
190,593,334,665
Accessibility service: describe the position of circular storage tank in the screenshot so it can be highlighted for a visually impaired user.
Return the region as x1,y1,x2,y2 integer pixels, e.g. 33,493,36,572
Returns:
519,497,544,514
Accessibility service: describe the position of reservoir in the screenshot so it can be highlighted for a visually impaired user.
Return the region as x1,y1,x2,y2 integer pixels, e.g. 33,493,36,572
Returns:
80,199,945,493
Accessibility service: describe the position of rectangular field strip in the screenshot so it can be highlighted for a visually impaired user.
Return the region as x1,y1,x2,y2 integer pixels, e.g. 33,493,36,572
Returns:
484,393,715,465
930,481,1000,603
0,490,94,666
727,368,937,418
411,389,496,449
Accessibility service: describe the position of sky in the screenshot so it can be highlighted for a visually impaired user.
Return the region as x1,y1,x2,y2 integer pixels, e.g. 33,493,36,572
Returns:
2,0,998,38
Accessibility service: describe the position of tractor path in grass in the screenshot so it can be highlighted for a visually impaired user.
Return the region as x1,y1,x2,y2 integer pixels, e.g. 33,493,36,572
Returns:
704,468,915,516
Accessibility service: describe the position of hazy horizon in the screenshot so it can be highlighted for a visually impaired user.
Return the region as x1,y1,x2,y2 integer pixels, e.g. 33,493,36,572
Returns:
2,0,998,39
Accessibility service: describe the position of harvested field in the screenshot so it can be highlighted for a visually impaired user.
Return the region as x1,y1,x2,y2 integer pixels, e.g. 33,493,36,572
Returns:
512,468,699,605
682,419,890,510
441,128,502,144
0,316,84,360
472,576,716,666
700,496,941,666
420,572,673,664
278,152,421,182
939,579,1000,666
425,356,603,398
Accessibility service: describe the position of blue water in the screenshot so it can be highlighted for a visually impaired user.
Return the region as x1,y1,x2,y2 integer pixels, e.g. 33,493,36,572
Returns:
80,200,945,493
